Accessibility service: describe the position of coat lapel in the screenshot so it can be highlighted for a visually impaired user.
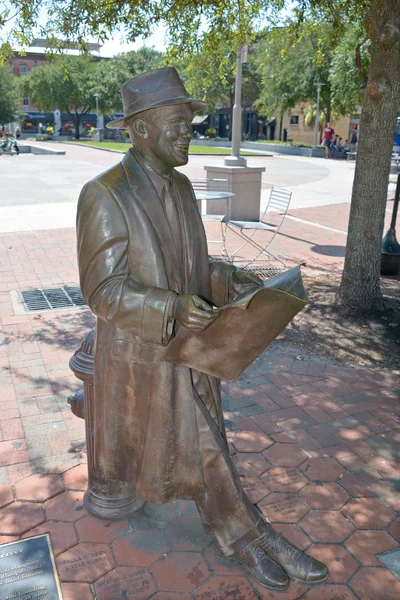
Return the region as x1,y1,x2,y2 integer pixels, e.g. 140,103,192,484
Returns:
172,174,197,293
121,150,182,291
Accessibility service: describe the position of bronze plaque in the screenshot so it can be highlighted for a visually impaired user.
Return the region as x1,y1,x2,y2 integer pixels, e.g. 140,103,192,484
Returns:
0,534,62,599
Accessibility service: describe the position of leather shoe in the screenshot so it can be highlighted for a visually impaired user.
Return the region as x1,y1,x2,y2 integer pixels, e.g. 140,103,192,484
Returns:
222,540,289,591
258,526,328,584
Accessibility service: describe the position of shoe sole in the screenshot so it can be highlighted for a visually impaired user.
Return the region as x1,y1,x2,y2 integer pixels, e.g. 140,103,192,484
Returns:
216,549,290,592
290,571,329,585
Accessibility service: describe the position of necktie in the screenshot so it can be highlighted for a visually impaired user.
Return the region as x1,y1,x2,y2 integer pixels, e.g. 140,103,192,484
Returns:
163,179,182,256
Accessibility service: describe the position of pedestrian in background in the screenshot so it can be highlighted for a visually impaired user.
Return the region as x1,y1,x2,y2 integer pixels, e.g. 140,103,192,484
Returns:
350,126,358,152
322,122,335,158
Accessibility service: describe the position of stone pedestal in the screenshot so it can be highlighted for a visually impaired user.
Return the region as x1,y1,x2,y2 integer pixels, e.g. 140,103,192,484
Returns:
204,164,265,221
69,329,144,521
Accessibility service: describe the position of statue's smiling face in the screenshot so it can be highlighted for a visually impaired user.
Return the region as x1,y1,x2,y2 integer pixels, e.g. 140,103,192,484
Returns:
145,104,193,169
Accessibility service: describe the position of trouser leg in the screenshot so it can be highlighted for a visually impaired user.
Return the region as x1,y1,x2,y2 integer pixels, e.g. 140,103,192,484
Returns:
194,403,263,556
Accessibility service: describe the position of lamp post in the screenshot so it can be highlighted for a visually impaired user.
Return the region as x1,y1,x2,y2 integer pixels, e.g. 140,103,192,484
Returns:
313,82,324,149
94,93,99,129
225,46,247,167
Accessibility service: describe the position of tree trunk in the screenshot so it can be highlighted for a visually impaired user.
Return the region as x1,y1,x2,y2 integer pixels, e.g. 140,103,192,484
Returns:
73,113,82,140
336,0,400,311
279,111,284,141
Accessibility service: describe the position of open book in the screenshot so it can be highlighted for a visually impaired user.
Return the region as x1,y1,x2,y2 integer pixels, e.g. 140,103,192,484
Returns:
163,265,308,381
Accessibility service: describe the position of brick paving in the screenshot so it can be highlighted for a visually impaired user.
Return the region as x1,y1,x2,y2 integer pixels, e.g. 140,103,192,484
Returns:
0,222,399,599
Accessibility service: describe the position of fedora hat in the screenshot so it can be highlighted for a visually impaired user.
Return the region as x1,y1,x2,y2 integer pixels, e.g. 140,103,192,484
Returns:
106,67,207,129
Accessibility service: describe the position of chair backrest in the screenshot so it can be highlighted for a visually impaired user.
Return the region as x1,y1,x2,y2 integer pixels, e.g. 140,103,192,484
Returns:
191,178,228,192
266,187,292,214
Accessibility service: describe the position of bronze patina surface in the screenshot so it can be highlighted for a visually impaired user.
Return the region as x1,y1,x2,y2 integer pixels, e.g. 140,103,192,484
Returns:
75,66,328,590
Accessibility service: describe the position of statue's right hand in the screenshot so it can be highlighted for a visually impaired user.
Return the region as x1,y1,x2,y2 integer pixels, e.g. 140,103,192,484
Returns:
172,295,221,331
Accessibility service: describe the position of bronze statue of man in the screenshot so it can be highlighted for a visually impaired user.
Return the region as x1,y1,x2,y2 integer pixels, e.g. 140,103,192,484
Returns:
76,67,327,591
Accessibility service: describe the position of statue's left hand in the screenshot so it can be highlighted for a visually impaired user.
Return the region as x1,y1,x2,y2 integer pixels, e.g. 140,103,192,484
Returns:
231,269,263,296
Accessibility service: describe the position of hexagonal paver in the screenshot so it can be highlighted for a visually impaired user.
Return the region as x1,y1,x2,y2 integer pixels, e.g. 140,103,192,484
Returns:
61,582,95,599
232,452,270,477
193,575,257,599
300,482,350,510
261,467,308,493
94,567,157,600
113,529,169,566
339,472,376,497
0,484,14,508
0,502,45,535
258,493,310,523
14,473,64,502
44,491,86,522
300,511,355,542
151,594,192,600
152,552,210,592
75,515,129,544
307,544,358,582
350,566,400,599
389,517,400,542
21,521,78,555
164,513,211,551
57,543,116,583
300,584,357,600
252,580,308,600
0,535,19,544
240,476,270,503
203,545,245,575
345,530,398,565
272,523,311,550
341,497,395,529
62,464,88,490
300,458,344,482
231,431,273,453
263,444,309,467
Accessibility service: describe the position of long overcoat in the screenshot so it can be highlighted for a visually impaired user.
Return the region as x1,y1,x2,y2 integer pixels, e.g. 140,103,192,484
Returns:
76,149,235,504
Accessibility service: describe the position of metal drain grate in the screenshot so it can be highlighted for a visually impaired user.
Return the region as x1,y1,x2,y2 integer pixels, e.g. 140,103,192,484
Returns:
21,286,86,312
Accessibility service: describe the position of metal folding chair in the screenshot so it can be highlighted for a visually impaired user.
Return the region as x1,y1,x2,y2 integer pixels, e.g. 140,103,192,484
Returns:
224,186,292,278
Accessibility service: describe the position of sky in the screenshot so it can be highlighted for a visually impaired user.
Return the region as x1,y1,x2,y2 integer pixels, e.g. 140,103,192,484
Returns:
99,24,167,57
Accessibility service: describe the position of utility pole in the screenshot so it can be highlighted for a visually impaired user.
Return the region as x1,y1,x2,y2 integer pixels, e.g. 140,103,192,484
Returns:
313,83,324,148
225,46,247,167
94,94,99,129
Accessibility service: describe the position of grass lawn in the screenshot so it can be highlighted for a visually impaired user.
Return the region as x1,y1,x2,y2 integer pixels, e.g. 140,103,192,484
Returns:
66,140,267,156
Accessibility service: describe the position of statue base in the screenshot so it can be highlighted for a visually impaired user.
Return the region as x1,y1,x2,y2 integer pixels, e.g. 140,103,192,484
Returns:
84,486,145,521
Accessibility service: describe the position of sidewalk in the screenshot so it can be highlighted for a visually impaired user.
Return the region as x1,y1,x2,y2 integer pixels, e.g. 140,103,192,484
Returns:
0,219,399,599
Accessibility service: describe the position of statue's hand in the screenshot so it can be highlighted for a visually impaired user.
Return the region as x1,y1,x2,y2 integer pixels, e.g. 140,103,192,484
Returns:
231,270,263,296
172,294,221,331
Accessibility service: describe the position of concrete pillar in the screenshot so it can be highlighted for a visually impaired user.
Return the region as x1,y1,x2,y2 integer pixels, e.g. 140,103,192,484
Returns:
205,164,265,221
98,114,104,129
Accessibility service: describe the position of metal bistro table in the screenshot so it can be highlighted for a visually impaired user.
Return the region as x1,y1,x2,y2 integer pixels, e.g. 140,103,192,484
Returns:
194,190,235,258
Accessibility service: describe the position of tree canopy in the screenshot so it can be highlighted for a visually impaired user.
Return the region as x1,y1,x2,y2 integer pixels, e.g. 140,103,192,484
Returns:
181,39,263,118
22,54,100,138
0,1,276,63
255,24,332,126
0,64,19,125
329,22,370,116
98,47,164,113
